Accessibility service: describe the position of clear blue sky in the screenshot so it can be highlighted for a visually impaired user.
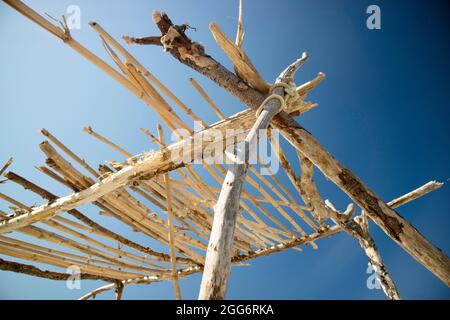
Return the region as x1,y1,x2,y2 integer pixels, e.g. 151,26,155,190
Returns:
0,0,449,299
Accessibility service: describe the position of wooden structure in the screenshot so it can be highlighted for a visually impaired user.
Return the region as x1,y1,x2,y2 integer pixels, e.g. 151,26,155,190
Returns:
0,0,448,300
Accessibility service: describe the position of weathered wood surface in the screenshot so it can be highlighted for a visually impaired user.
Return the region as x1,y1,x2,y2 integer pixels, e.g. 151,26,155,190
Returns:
2,0,449,295
325,201,400,300
198,53,308,299
0,109,255,234
0,257,116,282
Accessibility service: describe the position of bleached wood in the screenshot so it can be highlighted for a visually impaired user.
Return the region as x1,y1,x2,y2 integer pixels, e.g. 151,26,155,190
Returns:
157,124,182,300
189,77,225,120
198,53,309,299
235,0,244,48
115,281,125,300
79,283,117,300
298,153,330,223
387,181,443,208
85,127,254,251
4,171,175,265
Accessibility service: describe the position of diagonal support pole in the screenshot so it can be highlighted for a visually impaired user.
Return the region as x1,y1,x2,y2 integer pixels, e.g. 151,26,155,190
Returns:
198,54,308,300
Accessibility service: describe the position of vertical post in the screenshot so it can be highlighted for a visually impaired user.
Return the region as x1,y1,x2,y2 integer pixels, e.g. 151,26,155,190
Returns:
158,124,182,300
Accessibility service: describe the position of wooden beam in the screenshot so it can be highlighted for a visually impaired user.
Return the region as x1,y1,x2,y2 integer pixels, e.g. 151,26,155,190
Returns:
114,281,125,300
0,109,255,234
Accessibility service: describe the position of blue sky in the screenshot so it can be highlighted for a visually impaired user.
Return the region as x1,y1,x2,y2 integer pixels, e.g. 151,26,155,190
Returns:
0,0,449,299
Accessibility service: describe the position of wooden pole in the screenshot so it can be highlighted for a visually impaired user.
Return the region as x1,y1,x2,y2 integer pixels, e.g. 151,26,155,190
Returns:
4,0,449,289
114,281,125,300
0,109,256,234
141,11,450,286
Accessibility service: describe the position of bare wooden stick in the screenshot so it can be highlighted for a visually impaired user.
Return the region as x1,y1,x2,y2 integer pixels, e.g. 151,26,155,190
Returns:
189,77,225,120
40,129,99,178
209,22,270,93
0,109,257,234
157,124,182,300
297,152,330,223
123,35,162,46
0,157,13,176
114,281,125,300
144,11,450,285
387,181,443,208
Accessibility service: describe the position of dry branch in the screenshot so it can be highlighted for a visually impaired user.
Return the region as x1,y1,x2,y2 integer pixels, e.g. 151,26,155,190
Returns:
199,55,308,299
209,22,270,93
2,0,448,298
158,124,182,300
0,109,256,234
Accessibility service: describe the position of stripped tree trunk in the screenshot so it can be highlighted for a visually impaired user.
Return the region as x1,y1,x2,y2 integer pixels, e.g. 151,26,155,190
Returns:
199,88,284,300
324,201,400,300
